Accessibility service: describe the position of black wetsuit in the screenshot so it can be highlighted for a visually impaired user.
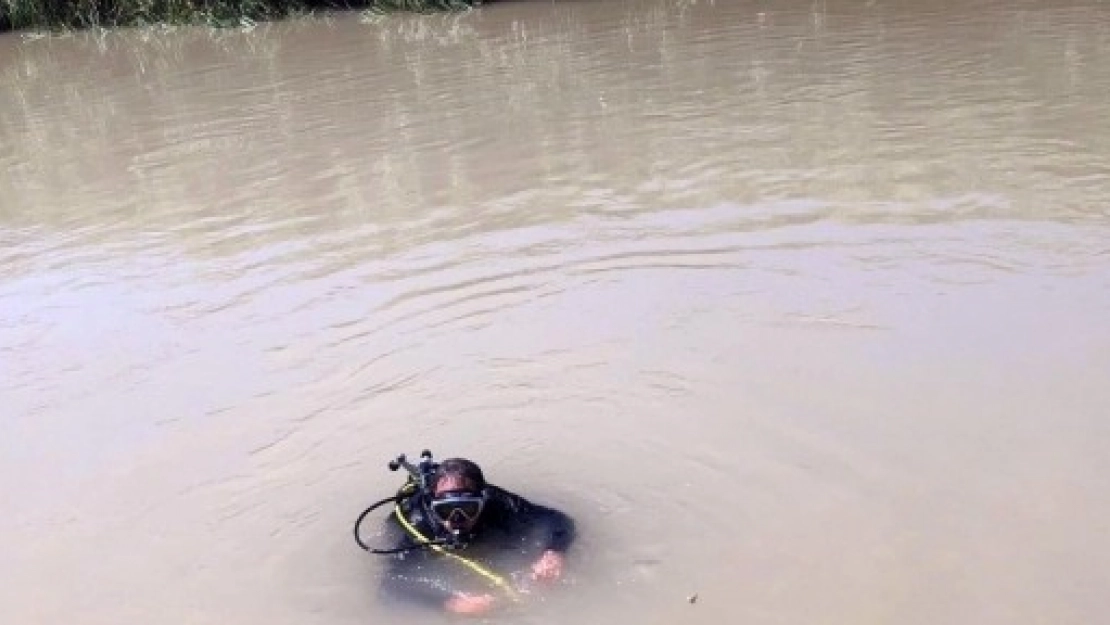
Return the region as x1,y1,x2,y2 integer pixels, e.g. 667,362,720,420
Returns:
379,484,575,609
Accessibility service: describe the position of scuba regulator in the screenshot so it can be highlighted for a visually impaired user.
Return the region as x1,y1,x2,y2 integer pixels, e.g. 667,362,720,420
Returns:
353,449,468,555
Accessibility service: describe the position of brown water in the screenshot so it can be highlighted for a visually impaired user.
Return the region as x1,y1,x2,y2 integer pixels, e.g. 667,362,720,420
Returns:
2,0,1110,623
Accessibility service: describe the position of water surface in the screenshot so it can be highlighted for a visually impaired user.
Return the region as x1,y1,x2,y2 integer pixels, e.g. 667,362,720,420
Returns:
2,1,1109,623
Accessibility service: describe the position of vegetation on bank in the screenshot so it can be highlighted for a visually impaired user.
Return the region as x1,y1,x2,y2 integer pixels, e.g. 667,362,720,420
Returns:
0,0,477,32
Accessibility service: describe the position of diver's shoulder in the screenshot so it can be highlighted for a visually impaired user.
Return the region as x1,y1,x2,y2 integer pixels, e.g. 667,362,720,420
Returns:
485,483,525,504
485,484,573,518
484,483,516,498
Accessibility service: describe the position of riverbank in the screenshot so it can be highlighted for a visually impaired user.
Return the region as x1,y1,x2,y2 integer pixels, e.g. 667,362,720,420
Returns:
0,0,476,32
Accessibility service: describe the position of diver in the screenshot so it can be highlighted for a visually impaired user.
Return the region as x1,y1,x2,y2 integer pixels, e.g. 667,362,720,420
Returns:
357,453,576,616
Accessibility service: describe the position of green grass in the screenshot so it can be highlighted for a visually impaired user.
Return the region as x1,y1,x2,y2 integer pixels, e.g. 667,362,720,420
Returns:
0,0,478,32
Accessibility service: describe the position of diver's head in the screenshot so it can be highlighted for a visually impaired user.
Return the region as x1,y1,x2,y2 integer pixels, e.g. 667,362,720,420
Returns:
430,458,487,534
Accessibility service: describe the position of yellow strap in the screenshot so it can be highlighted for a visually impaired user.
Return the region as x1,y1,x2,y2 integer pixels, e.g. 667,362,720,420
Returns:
393,501,520,602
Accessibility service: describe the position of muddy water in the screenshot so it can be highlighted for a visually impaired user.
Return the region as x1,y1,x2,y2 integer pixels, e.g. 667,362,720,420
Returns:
2,0,1110,623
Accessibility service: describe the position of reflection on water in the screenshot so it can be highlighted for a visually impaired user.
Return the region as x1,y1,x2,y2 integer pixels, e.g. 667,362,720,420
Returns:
1,1,1109,624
